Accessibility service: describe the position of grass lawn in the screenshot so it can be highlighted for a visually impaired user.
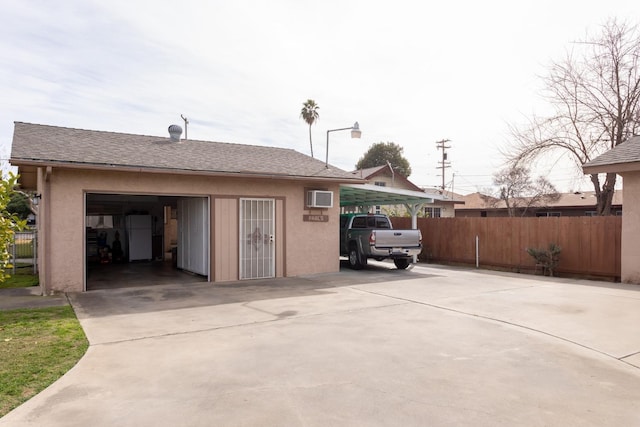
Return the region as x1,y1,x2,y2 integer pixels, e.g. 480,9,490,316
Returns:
0,269,38,289
0,306,89,417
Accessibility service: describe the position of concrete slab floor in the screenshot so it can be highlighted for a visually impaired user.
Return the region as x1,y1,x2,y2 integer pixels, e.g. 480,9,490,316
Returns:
2,262,640,426
87,260,207,290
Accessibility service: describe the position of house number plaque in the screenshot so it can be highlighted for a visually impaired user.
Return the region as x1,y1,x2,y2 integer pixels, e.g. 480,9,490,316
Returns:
303,214,329,222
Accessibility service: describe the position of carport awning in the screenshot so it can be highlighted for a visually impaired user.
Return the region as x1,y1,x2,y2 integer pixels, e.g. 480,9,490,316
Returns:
339,184,435,207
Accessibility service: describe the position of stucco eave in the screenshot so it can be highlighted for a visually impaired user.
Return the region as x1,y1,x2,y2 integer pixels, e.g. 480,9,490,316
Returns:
583,161,640,175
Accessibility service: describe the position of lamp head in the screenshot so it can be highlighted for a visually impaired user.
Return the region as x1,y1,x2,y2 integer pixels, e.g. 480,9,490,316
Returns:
351,122,362,139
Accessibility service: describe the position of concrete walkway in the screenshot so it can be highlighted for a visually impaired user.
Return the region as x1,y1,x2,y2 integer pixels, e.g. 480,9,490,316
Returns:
2,263,640,426
0,286,66,310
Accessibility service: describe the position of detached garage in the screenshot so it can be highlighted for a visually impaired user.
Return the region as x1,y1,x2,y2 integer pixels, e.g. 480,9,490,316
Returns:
10,122,363,294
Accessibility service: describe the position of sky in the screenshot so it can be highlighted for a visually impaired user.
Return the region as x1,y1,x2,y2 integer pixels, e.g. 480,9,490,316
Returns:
1,0,638,195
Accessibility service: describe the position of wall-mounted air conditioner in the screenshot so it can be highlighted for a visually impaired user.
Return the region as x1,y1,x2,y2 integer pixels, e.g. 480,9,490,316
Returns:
306,190,333,208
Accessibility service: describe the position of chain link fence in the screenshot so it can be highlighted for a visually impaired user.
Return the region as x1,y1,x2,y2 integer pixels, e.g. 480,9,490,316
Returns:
10,230,37,274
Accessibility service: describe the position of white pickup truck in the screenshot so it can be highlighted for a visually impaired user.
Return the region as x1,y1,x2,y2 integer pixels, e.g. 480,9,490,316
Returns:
339,213,422,270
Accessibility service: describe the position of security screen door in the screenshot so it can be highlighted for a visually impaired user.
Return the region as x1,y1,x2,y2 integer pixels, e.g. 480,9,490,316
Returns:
239,198,275,279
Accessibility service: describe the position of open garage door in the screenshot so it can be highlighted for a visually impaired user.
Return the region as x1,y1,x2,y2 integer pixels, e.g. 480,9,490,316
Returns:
177,197,209,276
85,193,210,290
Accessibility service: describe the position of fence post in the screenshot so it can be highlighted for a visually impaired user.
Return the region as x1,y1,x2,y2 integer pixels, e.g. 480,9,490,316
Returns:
475,235,479,268
12,234,16,274
33,231,38,274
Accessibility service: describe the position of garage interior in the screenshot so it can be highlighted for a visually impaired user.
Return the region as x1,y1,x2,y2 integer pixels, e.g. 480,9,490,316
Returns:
85,193,209,290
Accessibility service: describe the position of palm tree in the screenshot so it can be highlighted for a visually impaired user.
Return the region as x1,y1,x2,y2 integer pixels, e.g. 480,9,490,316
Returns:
300,99,319,158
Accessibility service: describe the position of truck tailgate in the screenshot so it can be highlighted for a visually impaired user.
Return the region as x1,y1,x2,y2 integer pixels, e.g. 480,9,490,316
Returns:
373,229,421,248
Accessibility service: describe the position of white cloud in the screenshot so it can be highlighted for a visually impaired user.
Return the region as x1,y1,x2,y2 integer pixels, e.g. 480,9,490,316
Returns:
1,0,638,192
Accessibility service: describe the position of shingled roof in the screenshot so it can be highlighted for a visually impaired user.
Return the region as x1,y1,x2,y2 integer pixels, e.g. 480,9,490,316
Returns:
10,122,363,182
583,135,640,174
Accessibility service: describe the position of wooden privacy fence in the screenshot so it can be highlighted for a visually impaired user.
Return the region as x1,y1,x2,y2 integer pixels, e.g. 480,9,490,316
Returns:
390,216,622,280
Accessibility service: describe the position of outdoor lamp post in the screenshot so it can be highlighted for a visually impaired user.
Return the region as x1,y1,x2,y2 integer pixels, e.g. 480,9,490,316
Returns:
326,122,362,168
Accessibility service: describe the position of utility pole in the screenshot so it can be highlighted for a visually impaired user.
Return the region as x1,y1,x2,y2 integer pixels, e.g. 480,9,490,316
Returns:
435,139,451,194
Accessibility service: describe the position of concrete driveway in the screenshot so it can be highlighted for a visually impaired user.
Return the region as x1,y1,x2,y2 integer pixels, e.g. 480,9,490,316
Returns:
3,263,640,426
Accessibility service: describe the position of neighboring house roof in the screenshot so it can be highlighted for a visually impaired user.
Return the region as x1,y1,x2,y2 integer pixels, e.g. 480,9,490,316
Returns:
350,164,423,191
583,135,640,174
351,165,388,179
10,122,363,182
547,191,623,208
456,192,496,209
420,187,465,204
456,191,623,211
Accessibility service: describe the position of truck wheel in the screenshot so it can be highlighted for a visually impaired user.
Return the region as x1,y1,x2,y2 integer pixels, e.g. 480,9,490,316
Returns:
348,245,364,270
394,258,411,270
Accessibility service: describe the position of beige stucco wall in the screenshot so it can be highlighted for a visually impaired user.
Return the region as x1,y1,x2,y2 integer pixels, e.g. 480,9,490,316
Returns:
423,202,456,218
620,172,640,284
213,197,239,282
366,175,400,188
38,167,341,293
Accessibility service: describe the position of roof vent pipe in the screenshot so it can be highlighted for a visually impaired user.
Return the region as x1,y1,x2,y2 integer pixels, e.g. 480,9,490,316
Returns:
168,124,183,142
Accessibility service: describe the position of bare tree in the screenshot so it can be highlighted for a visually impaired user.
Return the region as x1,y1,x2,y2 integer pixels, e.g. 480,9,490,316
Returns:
506,19,640,215
484,166,561,217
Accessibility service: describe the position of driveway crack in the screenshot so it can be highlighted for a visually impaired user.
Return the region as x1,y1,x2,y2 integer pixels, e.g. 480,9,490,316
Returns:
87,300,409,347
353,287,640,370
620,350,640,360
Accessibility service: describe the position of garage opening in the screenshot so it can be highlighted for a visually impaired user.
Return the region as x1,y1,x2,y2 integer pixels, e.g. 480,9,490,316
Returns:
85,193,210,290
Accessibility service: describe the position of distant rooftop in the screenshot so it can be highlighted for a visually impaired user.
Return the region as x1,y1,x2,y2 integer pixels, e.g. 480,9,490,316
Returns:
457,191,623,210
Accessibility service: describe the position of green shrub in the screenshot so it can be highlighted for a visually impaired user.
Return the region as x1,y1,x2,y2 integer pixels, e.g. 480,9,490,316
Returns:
527,243,561,276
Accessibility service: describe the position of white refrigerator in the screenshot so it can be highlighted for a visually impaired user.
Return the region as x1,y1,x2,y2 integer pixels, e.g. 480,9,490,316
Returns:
126,215,152,261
